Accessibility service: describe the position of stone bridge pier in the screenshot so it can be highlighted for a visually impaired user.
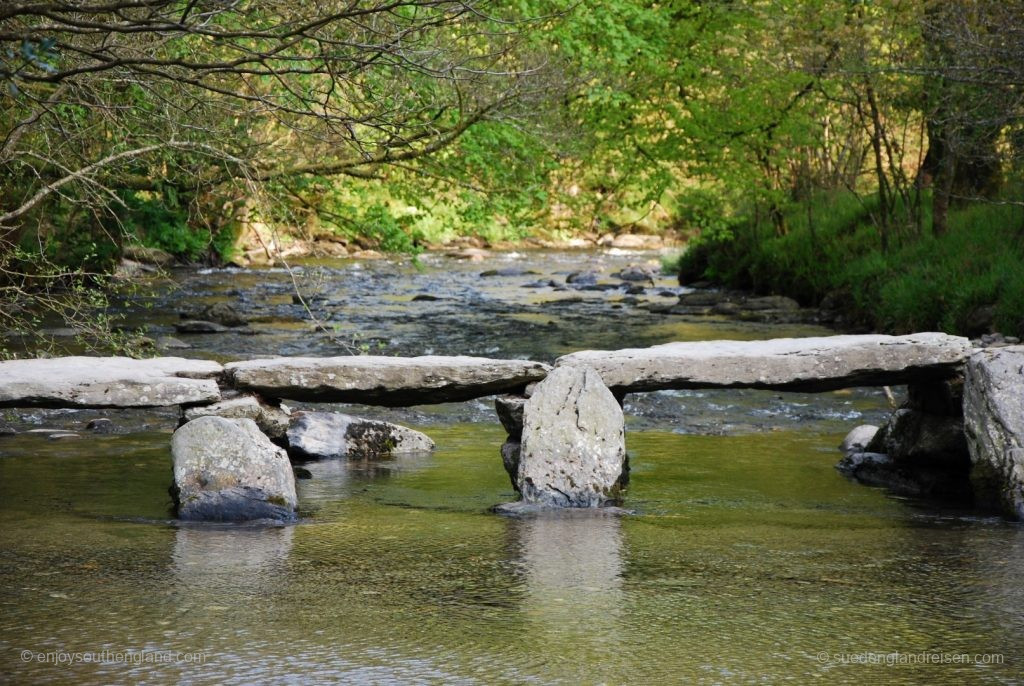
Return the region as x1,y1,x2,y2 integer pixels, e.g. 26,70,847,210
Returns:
2,332,1023,521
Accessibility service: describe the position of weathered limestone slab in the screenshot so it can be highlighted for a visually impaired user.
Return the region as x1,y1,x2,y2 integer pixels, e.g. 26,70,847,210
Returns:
964,346,1024,519
515,365,627,508
224,355,550,406
171,416,296,522
0,356,222,408
557,333,971,394
286,411,435,460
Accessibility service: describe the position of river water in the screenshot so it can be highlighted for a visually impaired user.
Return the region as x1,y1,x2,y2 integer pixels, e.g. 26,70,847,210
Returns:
1,250,1021,684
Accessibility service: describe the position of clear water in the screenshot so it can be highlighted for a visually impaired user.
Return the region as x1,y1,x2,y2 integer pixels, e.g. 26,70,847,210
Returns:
1,250,1021,684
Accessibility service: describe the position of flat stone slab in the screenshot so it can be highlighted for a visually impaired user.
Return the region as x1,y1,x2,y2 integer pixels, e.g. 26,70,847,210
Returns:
224,355,551,405
0,356,223,408
557,333,971,394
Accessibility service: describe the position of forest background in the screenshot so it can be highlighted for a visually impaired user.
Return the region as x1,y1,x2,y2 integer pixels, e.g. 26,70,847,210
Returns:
2,0,1023,351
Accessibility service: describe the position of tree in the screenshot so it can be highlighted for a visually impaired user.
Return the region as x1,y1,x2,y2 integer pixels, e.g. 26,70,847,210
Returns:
0,0,555,353
919,0,1024,235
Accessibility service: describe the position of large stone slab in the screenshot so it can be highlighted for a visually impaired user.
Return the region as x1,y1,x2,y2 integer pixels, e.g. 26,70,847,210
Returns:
964,346,1024,519
171,416,297,522
0,356,222,408
557,333,971,394
515,364,627,508
224,355,550,406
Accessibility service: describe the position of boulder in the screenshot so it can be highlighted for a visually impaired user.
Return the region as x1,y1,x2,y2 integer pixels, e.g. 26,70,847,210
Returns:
286,412,434,460
171,416,297,522
743,295,800,311
867,408,968,468
198,302,248,327
480,268,538,277
156,336,192,350
514,365,627,508
837,450,972,501
500,441,522,491
85,418,116,434
122,244,175,267
964,347,1024,519
0,356,222,408
614,266,656,283
840,425,879,457
610,234,657,249
495,395,526,440
183,395,291,441
175,320,230,334
566,271,600,285
558,333,971,394
677,291,729,307
113,258,158,279
224,355,550,406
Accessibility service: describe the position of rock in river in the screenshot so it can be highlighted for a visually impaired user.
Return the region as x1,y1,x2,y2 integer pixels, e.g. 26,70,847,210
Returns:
171,416,297,522
286,411,435,460
964,346,1024,519
514,364,627,508
183,395,291,441
840,425,879,457
495,395,526,440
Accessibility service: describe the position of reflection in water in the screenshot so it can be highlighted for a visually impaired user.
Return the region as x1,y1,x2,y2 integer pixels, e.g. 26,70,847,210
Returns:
172,525,294,592
511,513,625,647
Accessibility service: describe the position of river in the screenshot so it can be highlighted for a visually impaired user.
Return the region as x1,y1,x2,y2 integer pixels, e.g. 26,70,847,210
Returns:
1,249,1021,684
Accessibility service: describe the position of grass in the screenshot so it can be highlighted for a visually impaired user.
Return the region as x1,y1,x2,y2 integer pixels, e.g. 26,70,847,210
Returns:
675,189,1024,338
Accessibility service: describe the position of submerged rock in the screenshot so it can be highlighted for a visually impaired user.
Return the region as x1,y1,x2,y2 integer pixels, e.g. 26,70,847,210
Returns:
565,271,600,285
480,268,538,277
513,365,627,508
196,302,249,327
838,379,971,502
171,416,297,522
614,266,656,283
286,411,435,460
866,408,967,468
840,425,879,457
156,336,192,350
964,346,1024,519
837,450,971,501
175,320,230,334
85,418,116,434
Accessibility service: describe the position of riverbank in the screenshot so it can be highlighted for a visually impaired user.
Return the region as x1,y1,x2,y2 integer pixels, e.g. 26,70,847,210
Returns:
673,193,1024,340
218,229,682,268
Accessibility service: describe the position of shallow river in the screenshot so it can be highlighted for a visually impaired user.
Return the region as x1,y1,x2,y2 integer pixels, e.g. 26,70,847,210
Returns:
1,250,1021,684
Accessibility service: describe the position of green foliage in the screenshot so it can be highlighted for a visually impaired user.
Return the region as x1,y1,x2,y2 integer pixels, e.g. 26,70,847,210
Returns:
680,190,1024,337
113,191,236,261
120,192,203,257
